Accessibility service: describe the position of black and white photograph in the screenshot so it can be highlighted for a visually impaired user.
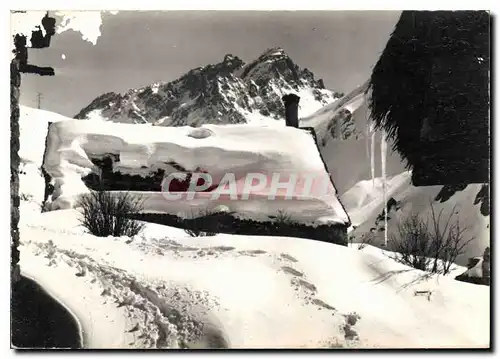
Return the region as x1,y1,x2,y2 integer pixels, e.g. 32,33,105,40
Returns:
10,8,491,349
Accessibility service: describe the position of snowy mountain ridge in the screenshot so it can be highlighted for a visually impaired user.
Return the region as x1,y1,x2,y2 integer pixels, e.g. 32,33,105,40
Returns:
74,47,344,127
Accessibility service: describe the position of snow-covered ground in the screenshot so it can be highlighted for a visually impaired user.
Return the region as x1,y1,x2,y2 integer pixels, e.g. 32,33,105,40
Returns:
16,103,490,349
342,172,490,265
19,206,489,349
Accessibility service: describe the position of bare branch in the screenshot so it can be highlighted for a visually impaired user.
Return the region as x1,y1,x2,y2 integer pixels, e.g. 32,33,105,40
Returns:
390,204,473,275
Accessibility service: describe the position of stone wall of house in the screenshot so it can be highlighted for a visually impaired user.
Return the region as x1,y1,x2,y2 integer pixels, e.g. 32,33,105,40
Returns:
455,246,490,286
131,212,348,246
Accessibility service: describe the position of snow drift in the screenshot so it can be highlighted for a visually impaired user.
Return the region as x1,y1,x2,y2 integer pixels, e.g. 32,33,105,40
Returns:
18,106,70,213
19,209,489,348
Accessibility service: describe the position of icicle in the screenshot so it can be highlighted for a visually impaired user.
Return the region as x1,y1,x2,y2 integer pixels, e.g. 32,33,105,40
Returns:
364,93,376,188
365,121,370,165
365,97,372,186
370,124,376,188
380,130,388,247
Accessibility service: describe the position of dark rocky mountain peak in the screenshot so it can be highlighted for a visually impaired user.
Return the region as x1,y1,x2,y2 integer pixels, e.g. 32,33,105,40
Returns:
75,48,341,127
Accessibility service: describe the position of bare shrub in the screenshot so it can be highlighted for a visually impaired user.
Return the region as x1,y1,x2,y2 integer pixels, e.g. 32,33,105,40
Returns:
427,204,475,275
184,208,218,237
77,191,145,237
389,213,433,271
274,209,294,225
358,232,374,250
389,203,474,274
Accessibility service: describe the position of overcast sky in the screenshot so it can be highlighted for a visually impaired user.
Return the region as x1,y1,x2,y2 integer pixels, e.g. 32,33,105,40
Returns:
19,11,401,117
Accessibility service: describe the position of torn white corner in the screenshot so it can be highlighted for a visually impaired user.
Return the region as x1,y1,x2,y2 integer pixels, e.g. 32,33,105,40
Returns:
55,11,118,45
10,11,48,56
10,11,47,39
380,130,388,247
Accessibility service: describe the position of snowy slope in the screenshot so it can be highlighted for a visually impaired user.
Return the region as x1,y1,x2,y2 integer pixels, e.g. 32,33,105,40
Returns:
302,80,369,141
341,172,490,266
18,105,71,213
341,171,412,228
302,82,406,195
43,118,349,226
19,208,489,348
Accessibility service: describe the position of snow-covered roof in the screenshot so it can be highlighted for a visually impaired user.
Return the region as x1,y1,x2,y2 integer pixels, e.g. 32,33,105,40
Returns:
43,116,350,226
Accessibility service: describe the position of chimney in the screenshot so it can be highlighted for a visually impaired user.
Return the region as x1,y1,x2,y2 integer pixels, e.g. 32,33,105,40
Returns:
282,94,300,128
